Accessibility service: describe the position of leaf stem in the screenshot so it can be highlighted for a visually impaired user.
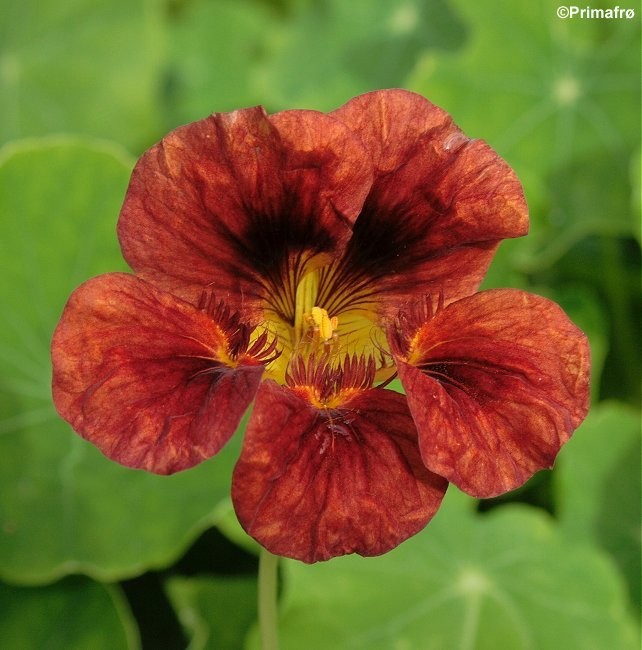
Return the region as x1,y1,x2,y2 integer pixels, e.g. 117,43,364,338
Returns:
258,548,279,650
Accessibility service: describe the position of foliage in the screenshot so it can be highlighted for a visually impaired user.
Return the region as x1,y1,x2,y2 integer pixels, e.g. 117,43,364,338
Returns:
0,0,639,647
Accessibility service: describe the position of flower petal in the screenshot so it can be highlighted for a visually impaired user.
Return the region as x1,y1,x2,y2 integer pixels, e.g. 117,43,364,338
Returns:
391,289,590,497
117,107,372,312
231,382,447,563
51,274,267,474
332,89,529,303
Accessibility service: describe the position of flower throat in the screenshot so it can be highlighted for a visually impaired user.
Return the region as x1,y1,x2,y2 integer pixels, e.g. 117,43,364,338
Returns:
261,260,394,386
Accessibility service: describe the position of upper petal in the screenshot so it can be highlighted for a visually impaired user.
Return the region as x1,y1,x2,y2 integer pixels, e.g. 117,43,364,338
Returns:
390,289,590,497
231,361,447,563
51,274,270,474
117,107,372,312
331,89,529,303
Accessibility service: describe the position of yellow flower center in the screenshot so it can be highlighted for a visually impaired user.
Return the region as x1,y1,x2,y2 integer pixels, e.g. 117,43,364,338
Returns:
258,256,395,386
304,306,339,345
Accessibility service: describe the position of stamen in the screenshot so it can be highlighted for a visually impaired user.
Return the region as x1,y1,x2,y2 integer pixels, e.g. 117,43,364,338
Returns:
304,306,339,343
294,268,319,339
260,255,396,385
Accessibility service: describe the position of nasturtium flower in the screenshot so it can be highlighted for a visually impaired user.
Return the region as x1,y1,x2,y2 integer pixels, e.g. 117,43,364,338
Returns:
51,89,590,563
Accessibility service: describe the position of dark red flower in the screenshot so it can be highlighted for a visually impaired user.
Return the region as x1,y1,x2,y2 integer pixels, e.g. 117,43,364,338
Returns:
51,90,590,563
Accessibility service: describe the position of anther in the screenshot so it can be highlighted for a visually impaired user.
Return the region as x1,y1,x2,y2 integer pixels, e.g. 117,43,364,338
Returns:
304,306,339,344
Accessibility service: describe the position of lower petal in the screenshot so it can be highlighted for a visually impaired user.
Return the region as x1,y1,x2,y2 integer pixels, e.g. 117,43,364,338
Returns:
392,289,590,498
231,382,447,563
51,274,266,474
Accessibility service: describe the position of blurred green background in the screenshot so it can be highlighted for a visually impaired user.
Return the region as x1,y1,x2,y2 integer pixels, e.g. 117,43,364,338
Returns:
0,0,639,648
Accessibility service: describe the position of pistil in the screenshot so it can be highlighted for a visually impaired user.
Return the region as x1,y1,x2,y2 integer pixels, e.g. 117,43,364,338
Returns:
293,267,320,341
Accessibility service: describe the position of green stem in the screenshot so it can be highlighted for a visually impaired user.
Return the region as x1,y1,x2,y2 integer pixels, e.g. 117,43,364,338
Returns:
258,549,279,650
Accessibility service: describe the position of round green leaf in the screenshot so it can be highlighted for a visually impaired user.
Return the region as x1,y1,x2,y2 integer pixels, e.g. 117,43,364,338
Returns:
0,0,165,151
0,577,139,649
253,491,638,649
216,498,262,557
0,138,242,584
165,0,277,124
166,575,257,650
555,402,641,610
256,0,465,111
411,0,639,170
410,0,640,268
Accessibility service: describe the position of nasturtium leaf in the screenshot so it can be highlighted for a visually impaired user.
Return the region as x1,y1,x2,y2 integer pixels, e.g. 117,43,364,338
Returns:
411,0,639,170
0,139,243,584
249,490,638,649
0,0,165,151
555,402,641,610
166,575,257,650
0,577,139,649
256,0,465,111
479,238,531,291
164,0,277,124
410,0,640,267
215,498,262,556
523,150,637,274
